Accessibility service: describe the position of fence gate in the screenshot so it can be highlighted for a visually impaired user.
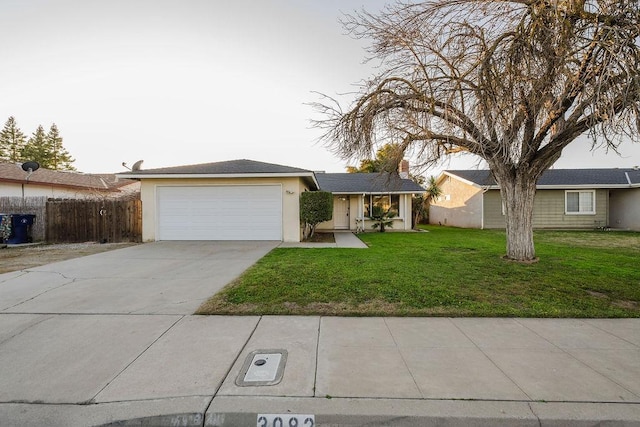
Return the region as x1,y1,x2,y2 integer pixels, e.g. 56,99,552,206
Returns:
0,196,47,242
46,199,142,243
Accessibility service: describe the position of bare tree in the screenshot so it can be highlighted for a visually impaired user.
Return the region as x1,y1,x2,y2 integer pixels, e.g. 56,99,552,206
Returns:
313,0,640,261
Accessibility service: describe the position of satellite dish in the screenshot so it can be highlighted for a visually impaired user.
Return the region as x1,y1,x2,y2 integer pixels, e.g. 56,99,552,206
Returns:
21,161,40,172
131,160,144,171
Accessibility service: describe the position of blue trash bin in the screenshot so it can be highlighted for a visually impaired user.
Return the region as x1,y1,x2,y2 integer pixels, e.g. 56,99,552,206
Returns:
7,214,36,244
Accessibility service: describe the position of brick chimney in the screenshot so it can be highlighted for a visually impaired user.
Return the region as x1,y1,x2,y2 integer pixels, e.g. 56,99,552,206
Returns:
398,159,410,179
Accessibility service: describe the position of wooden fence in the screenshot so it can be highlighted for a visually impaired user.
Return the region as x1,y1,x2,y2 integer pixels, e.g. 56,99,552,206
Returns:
0,196,47,242
1,197,142,243
46,199,142,243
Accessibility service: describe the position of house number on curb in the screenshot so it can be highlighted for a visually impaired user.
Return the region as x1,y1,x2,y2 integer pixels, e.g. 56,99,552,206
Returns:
257,414,315,427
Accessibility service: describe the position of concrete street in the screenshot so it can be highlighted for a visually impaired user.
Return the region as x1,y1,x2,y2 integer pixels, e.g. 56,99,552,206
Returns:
0,240,639,426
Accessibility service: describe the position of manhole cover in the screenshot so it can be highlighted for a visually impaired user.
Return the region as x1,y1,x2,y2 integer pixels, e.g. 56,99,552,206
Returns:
235,349,288,387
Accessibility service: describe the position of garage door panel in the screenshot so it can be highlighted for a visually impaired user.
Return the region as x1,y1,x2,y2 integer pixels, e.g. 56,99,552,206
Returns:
157,186,282,240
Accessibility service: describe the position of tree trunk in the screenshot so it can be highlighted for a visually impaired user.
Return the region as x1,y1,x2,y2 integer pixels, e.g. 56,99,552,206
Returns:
492,168,538,262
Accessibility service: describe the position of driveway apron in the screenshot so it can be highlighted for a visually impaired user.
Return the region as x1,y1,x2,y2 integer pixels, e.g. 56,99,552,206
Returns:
0,240,278,314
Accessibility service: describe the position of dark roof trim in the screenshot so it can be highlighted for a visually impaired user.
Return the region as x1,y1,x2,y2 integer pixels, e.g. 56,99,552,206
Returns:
117,159,320,189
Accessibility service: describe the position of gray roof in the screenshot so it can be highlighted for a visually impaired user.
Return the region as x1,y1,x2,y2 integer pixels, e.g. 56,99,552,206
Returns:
446,168,640,188
315,173,425,194
118,159,314,176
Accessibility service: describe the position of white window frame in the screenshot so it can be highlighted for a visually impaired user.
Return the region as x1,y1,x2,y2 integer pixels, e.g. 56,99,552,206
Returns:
362,194,402,219
565,190,596,215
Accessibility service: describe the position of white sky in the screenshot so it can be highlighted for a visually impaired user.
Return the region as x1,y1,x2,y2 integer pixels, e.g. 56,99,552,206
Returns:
1,0,639,177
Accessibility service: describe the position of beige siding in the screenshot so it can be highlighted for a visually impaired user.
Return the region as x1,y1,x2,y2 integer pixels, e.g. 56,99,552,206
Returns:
610,188,640,231
360,217,410,231
482,190,505,229
483,189,609,229
140,177,305,242
534,189,607,229
429,176,483,228
297,183,313,240
349,196,360,229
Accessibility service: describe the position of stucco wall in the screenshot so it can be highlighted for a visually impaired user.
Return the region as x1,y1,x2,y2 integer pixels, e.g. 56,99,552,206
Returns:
0,182,116,199
139,177,305,242
610,188,640,231
316,195,347,231
483,189,609,229
429,176,483,228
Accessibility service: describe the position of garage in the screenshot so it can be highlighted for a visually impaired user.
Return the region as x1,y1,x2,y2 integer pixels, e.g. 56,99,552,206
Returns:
118,159,319,242
157,185,282,240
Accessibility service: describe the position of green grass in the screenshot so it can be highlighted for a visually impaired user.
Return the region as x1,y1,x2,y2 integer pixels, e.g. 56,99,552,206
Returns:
196,226,640,317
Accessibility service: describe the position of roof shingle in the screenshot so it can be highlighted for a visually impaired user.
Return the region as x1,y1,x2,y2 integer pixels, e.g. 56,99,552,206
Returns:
118,159,314,175
445,168,640,188
0,162,136,191
315,172,425,193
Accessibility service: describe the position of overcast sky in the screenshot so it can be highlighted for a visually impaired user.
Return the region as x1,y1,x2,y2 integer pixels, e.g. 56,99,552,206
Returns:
1,0,639,177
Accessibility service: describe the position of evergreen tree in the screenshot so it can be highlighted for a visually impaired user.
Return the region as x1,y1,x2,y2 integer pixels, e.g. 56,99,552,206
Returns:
46,123,75,171
21,125,49,166
0,116,27,162
346,143,402,173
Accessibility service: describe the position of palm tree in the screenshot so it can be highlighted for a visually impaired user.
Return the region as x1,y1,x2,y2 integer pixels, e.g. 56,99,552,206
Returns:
371,205,396,232
413,175,441,226
426,176,442,203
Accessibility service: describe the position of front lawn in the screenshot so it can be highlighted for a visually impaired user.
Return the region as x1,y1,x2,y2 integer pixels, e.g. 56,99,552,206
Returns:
196,226,640,317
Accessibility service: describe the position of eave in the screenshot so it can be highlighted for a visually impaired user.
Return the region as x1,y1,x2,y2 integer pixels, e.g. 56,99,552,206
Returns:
329,191,425,195
0,178,112,192
116,172,320,190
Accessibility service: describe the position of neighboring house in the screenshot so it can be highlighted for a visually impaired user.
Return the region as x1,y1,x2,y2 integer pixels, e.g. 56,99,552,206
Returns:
0,162,140,199
430,168,640,231
117,159,426,242
315,172,425,232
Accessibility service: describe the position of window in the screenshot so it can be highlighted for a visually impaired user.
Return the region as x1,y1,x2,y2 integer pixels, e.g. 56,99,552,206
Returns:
362,194,400,217
565,190,595,214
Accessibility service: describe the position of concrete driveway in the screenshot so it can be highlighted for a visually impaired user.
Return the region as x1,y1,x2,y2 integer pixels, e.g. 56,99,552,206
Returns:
0,241,279,314
0,241,277,425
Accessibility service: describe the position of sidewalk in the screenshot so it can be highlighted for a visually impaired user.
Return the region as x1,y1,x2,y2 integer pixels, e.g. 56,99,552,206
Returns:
1,315,639,426
278,231,368,248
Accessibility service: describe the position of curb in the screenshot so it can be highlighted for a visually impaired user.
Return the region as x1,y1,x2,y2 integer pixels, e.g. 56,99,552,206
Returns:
204,397,640,427
3,398,640,426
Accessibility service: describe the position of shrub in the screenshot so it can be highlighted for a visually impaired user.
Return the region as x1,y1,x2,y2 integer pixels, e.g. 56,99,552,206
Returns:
300,191,333,239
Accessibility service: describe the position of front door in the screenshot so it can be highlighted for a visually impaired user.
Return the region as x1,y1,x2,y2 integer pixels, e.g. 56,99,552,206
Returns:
334,196,350,229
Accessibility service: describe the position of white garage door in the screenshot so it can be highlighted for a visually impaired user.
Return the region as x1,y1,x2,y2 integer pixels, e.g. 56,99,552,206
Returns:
157,185,282,240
